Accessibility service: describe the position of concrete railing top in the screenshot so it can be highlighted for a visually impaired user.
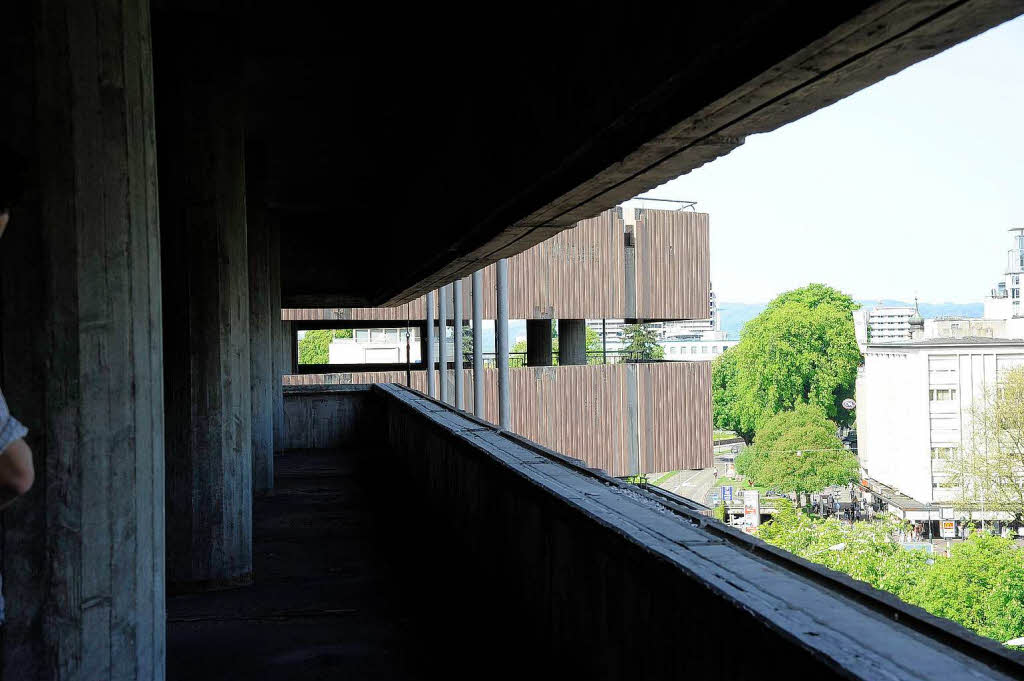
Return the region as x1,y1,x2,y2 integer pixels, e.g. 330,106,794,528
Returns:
375,382,1024,681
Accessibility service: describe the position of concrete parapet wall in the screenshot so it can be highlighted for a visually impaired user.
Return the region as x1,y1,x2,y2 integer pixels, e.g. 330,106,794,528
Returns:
281,385,380,450
371,383,1024,680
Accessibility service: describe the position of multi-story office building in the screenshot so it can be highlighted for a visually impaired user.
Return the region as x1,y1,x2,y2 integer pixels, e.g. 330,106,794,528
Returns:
853,304,917,344
857,228,1024,528
858,337,1024,508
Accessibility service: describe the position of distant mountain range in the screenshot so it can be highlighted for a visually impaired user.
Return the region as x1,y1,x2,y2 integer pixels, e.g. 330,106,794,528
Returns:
717,300,984,340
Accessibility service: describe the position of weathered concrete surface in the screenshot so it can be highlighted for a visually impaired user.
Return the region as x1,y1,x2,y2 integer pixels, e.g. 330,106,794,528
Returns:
157,18,253,590
557,319,587,365
525,319,552,367
376,384,1024,680
264,2,1024,306
167,449,424,680
0,2,166,678
269,214,285,456
281,386,379,450
247,190,274,493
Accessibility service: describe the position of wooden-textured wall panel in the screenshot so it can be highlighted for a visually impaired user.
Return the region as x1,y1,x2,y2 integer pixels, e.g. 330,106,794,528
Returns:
636,362,713,472
283,207,708,322
286,362,712,476
634,210,710,320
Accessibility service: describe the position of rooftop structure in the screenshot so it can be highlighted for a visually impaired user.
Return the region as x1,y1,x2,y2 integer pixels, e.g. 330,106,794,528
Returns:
984,227,1024,319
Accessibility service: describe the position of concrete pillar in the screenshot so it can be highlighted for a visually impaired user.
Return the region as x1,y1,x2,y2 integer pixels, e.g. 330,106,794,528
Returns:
454,279,465,409
156,19,253,590
270,216,285,455
247,192,274,493
526,319,553,366
439,285,449,404
426,290,436,398
0,1,165,677
472,271,485,416
558,319,588,365
496,259,511,429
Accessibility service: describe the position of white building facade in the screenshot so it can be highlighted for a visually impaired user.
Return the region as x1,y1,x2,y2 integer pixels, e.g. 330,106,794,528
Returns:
853,305,916,344
983,227,1024,320
857,338,1024,506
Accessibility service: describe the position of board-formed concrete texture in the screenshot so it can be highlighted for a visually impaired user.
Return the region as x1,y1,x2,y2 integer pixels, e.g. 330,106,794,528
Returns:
374,384,1024,680
0,1,166,678
156,16,254,592
259,1,1024,307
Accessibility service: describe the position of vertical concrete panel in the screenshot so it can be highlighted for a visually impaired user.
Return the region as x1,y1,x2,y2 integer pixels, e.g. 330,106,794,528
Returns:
526,320,553,366
247,196,274,492
269,214,285,454
558,319,587,365
156,17,252,590
0,1,166,678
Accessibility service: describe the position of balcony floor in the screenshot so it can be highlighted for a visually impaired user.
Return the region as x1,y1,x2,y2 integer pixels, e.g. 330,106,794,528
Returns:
167,448,424,680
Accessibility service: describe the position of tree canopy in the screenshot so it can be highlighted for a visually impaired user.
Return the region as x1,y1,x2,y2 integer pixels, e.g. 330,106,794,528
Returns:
735,403,858,493
297,328,352,364
622,324,664,360
758,506,1024,645
713,283,861,441
948,366,1024,524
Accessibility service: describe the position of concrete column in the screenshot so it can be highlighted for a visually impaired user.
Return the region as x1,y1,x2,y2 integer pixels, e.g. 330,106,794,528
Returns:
454,279,465,409
0,1,165,677
439,285,449,404
472,271,485,416
157,19,253,590
496,259,511,429
248,194,274,493
526,319,553,366
426,290,436,397
558,319,588,365
270,215,285,455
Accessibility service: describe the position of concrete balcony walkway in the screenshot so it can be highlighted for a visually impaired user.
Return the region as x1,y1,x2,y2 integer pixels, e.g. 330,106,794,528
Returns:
167,449,423,680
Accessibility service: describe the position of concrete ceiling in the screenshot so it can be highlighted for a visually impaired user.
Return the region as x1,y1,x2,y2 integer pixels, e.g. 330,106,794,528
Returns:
221,1,1021,307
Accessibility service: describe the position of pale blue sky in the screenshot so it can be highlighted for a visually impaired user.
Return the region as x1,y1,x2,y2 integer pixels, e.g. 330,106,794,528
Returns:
638,15,1024,304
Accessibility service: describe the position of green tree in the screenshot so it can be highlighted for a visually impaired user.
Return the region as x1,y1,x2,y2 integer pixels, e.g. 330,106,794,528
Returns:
735,403,858,494
757,505,928,600
948,366,1024,524
907,532,1024,643
712,283,861,441
622,324,664,360
756,506,1024,645
297,328,352,364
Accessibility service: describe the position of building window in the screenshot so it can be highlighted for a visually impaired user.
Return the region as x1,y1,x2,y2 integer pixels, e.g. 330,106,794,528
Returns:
931,446,957,460
929,388,957,401
354,329,370,342
1014,275,1021,285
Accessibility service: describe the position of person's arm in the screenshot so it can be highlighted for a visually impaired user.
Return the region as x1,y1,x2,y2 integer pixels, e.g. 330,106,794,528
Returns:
0,438,33,510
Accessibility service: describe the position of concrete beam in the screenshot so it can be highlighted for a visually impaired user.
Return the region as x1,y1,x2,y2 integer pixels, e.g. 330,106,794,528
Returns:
439,285,449,404
265,2,1024,307
156,18,253,591
425,290,436,398
0,1,165,677
496,259,510,429
472,271,484,415
454,279,465,409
